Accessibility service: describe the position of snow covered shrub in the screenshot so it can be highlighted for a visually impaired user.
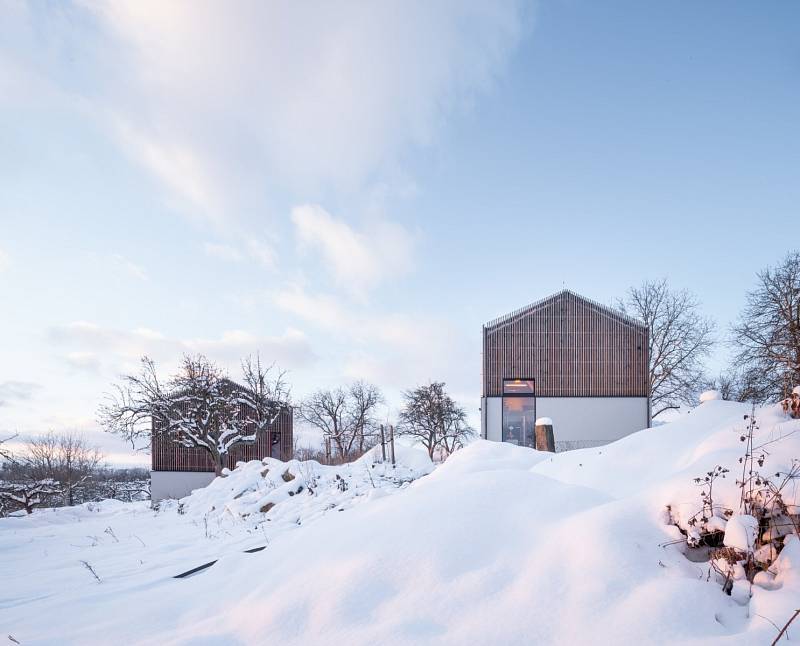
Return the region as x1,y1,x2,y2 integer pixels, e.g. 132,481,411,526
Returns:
687,465,730,547
0,478,62,515
668,407,800,596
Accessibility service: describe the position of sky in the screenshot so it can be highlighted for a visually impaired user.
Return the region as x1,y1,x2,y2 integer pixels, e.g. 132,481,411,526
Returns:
0,1,797,465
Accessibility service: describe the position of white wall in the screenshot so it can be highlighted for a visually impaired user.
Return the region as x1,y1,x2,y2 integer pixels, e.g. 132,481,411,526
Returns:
151,471,216,502
482,397,503,442
483,397,649,447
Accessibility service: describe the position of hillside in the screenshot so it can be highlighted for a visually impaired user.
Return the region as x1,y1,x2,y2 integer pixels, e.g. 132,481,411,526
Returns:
1,401,799,645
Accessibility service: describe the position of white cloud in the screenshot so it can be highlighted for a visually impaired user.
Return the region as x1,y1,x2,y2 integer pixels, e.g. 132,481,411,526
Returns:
47,322,315,376
271,285,479,401
274,284,443,351
0,381,41,407
2,2,525,220
291,204,414,295
244,239,276,270
110,253,148,281
273,285,351,331
203,242,243,263
203,238,276,270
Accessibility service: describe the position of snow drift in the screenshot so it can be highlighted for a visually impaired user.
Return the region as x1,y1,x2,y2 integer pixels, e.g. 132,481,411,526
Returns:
2,401,799,645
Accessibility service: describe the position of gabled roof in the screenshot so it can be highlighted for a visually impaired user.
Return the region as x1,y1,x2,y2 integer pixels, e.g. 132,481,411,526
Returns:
483,289,646,333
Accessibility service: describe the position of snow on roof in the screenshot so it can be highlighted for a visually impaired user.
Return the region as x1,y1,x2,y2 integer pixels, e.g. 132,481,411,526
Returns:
535,417,553,426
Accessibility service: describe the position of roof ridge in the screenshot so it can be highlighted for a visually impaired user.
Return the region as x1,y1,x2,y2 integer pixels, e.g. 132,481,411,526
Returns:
483,289,646,331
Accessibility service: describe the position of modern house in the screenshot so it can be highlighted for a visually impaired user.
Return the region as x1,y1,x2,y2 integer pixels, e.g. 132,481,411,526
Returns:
481,290,650,451
150,384,293,501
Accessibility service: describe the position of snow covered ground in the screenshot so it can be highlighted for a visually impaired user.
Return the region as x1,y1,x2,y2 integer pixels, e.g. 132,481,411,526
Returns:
2,401,799,645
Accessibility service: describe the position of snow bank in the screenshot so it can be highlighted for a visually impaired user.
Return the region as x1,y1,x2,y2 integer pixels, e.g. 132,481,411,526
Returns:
724,515,759,552
3,401,800,645
180,444,433,525
699,389,722,403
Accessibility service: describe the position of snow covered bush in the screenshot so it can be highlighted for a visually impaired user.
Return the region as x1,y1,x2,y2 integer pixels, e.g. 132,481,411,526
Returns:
667,405,800,599
0,478,61,515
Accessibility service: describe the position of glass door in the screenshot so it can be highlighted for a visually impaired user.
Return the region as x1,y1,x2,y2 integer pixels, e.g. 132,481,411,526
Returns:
501,379,536,448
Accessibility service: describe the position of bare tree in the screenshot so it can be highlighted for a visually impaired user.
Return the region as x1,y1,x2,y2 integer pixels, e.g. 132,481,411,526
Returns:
350,381,383,454
731,251,800,401
397,382,474,460
0,478,61,515
0,433,16,462
711,368,769,403
618,279,715,417
298,381,384,460
99,354,290,476
24,431,103,505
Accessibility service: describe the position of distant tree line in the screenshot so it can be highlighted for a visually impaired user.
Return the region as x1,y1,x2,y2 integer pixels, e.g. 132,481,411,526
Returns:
0,431,149,516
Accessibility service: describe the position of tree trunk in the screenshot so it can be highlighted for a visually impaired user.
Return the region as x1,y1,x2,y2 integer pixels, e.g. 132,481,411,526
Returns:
213,452,225,476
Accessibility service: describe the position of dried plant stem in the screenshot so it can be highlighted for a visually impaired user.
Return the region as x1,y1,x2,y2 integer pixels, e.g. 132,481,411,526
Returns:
771,608,800,646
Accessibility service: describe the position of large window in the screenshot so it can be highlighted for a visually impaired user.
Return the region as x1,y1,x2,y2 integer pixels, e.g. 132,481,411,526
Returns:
502,378,535,447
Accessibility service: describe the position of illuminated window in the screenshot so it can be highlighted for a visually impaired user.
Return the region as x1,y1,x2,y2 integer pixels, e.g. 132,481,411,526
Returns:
503,379,535,395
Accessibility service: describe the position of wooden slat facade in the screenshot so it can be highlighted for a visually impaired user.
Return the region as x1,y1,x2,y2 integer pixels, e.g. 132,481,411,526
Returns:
482,290,649,398
151,406,293,472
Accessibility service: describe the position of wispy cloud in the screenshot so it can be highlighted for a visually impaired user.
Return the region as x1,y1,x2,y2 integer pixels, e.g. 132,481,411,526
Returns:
0,381,41,407
272,285,465,393
203,238,276,270
47,322,315,377
110,254,147,281
1,2,524,222
291,204,414,296
203,242,243,263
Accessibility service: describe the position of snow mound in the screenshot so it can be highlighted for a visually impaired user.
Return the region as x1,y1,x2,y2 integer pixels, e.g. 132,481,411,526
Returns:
3,402,800,645
180,444,434,525
724,514,759,551
535,416,553,426
700,389,722,402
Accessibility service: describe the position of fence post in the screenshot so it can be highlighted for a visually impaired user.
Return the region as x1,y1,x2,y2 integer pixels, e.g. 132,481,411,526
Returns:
389,425,396,466
380,424,387,462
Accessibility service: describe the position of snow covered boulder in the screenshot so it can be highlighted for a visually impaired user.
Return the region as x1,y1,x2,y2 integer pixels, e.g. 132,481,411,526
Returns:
699,389,722,403
723,514,759,552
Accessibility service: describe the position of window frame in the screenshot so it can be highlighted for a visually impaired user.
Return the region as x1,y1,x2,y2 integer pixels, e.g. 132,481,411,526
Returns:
501,378,536,447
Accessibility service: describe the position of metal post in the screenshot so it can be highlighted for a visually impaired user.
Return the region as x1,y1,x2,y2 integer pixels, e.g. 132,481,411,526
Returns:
380,424,387,462
389,424,396,466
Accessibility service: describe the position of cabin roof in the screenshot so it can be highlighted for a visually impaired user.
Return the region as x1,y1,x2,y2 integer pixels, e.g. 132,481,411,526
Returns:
483,289,646,333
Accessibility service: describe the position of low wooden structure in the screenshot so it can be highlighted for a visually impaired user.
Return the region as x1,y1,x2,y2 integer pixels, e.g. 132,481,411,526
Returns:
150,383,293,501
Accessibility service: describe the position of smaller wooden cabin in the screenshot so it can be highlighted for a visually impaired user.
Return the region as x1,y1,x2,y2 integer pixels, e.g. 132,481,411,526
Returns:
150,382,293,501
481,290,650,450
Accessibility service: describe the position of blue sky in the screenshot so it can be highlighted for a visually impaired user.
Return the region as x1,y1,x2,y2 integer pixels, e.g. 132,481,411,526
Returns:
0,1,797,464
